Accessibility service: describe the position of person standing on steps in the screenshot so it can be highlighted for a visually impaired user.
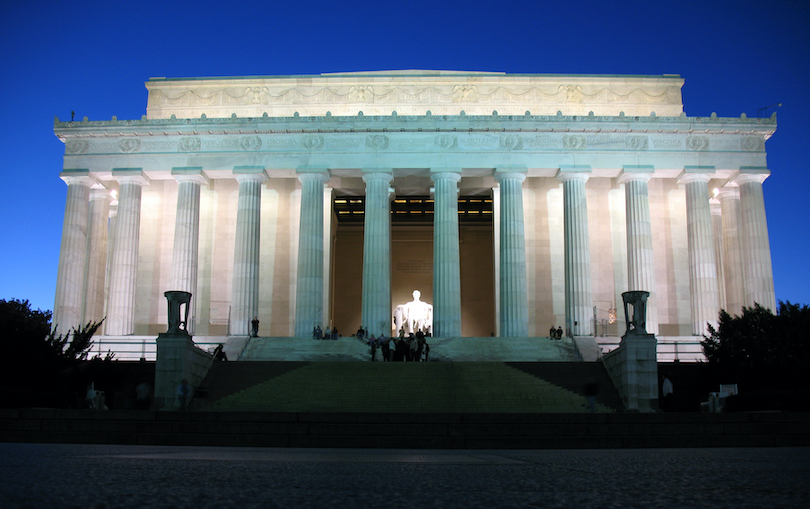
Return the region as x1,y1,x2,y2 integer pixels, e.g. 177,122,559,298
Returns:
584,379,599,413
251,316,260,337
369,334,377,361
662,374,674,412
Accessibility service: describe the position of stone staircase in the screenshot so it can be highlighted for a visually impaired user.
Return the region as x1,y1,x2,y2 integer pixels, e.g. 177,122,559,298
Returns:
194,361,619,413
237,336,582,362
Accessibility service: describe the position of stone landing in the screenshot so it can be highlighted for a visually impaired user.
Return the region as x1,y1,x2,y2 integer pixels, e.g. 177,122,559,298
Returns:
237,336,581,362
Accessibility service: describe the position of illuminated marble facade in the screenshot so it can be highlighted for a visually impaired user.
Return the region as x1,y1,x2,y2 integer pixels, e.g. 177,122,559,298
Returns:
53,71,776,350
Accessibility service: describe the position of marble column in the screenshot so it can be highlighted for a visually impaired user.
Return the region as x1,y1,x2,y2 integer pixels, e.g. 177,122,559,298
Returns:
230,169,267,336
735,169,776,311
710,199,727,311
618,168,658,335
717,187,745,315
106,170,149,335
558,168,592,337
104,201,118,323
678,170,720,335
361,170,393,337
495,168,528,337
170,169,208,333
82,187,112,326
294,170,330,337
431,169,462,337
53,171,94,333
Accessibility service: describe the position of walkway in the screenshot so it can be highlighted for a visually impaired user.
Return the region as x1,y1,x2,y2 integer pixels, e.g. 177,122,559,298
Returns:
2,443,808,508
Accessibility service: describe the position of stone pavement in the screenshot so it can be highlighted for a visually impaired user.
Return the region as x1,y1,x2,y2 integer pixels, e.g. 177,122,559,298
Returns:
1,443,808,508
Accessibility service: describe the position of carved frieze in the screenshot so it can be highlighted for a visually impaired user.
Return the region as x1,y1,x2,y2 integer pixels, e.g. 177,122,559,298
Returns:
145,73,686,118
499,134,523,150
434,135,457,150
65,140,88,154
301,135,324,150
452,85,479,103
686,136,709,151
239,136,262,151
625,136,649,150
741,137,765,152
119,139,141,153
178,137,201,152
365,135,389,150
563,135,586,150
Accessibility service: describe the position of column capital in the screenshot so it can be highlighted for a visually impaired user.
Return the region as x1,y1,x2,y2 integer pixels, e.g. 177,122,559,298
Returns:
716,186,740,201
677,171,712,185
234,166,269,184
361,168,393,185
556,165,591,183
296,167,330,183
172,167,209,186
89,187,113,203
495,166,527,184
430,168,462,183
112,168,150,187
617,165,654,185
710,198,722,215
733,167,770,185
60,170,96,187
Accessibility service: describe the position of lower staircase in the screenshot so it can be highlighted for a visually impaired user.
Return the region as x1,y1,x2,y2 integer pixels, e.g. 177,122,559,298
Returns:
194,361,620,413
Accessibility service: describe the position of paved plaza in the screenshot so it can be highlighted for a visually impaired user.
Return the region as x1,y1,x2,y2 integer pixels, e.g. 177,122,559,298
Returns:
1,443,808,508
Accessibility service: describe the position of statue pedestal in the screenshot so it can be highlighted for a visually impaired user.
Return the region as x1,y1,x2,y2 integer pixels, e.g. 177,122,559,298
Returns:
154,291,213,409
601,291,659,412
602,332,658,412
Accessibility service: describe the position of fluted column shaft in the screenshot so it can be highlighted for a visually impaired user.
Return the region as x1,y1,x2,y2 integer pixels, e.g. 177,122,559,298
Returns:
431,171,462,337
558,171,592,336
718,188,745,315
83,188,112,325
710,200,727,311
230,171,267,336
171,172,207,333
104,203,118,322
679,173,720,335
53,174,93,333
361,171,393,337
496,170,528,337
619,172,658,335
294,171,330,337
735,172,776,311
106,173,149,335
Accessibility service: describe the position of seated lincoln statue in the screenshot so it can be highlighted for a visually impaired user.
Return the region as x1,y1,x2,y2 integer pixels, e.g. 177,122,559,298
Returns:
394,290,433,334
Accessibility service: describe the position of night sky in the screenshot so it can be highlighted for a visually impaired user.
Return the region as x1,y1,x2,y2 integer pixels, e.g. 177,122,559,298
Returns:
1,0,807,314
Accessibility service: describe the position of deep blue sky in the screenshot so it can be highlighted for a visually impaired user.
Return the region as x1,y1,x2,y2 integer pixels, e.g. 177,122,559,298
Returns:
1,0,808,313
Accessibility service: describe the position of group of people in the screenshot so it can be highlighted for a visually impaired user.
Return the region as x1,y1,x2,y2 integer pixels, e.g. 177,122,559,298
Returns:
548,326,564,339
365,329,431,362
312,325,340,340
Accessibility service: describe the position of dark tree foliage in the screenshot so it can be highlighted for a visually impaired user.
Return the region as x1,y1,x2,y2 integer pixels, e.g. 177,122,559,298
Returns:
0,299,106,407
701,302,810,392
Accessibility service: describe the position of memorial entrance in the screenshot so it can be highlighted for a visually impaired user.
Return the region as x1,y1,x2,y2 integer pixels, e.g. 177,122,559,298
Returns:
332,192,495,337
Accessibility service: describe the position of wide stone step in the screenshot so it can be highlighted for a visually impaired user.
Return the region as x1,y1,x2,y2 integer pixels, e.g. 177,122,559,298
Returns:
3,409,808,449
199,362,616,413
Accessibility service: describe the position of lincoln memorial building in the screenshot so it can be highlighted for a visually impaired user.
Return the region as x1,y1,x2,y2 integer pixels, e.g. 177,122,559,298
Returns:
52,71,776,359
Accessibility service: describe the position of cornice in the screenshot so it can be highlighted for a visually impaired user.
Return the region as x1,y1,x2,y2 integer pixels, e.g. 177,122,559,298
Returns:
54,113,777,143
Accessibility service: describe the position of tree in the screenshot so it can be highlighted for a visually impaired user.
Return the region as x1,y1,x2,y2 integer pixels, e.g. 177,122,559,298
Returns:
702,302,810,392
0,299,105,406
